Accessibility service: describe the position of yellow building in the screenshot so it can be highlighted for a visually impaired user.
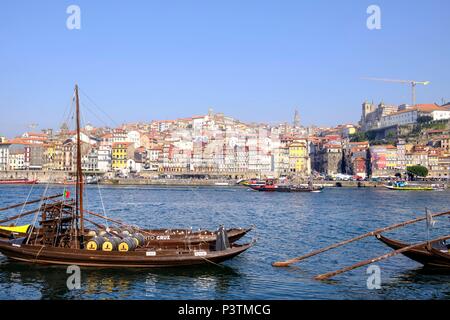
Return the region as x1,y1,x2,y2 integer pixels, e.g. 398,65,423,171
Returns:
112,142,134,170
288,139,310,175
42,143,56,170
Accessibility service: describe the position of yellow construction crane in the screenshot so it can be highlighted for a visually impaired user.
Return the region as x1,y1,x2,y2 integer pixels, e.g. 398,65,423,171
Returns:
363,77,430,106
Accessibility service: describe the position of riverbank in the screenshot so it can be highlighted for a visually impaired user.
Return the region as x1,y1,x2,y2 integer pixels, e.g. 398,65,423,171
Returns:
1,170,447,188
99,178,446,188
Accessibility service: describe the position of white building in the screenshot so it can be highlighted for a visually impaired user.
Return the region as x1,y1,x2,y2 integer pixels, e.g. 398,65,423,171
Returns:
0,143,10,171
126,159,142,173
8,152,25,170
126,130,142,148
98,145,112,172
82,149,99,172
431,110,450,121
380,104,450,128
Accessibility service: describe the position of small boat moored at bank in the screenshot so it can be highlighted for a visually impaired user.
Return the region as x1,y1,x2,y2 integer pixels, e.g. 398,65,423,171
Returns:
384,181,440,191
0,179,38,185
249,178,324,193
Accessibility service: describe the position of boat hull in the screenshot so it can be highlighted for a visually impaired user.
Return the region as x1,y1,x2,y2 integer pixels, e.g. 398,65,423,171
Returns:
376,234,450,268
0,180,38,185
384,185,434,191
249,185,323,193
0,240,253,268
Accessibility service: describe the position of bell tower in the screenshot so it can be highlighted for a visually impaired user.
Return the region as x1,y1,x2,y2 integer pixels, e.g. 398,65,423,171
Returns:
293,109,300,128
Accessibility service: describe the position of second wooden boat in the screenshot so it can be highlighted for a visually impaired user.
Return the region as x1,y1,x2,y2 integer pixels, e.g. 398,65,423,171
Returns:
376,234,450,268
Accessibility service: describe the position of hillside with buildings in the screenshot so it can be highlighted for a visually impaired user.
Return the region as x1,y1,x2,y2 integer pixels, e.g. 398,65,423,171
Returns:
1,101,449,181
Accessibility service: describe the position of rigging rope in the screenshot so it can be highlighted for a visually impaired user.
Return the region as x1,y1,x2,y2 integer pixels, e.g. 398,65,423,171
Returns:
96,172,109,230
26,182,50,245
14,182,35,226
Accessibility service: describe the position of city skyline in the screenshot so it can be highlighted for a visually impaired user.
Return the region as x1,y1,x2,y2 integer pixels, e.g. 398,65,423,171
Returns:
1,1,450,137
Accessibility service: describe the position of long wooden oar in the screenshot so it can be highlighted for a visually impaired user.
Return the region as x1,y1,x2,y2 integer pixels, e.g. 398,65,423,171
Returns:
315,234,450,280
272,210,450,267
0,208,41,224
0,194,63,212
82,208,149,234
83,208,129,227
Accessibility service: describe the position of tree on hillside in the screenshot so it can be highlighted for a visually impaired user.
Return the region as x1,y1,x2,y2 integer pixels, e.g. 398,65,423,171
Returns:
417,116,433,124
407,165,429,178
349,131,368,142
365,148,372,178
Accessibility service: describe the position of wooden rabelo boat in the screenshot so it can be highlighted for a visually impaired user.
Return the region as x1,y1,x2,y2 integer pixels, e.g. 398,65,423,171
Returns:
0,85,254,267
376,234,450,268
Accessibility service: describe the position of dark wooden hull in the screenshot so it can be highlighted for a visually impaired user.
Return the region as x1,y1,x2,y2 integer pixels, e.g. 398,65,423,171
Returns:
0,239,253,268
0,180,38,185
376,234,450,268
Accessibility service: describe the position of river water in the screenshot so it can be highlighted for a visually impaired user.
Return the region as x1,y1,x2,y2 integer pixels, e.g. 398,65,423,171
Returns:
0,184,449,300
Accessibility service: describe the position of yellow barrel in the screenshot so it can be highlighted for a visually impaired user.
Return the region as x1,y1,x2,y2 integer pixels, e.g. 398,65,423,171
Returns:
118,237,137,252
86,236,105,251
101,236,120,251
132,233,145,247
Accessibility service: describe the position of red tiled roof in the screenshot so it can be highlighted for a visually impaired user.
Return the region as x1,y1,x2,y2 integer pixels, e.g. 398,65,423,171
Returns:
112,142,133,147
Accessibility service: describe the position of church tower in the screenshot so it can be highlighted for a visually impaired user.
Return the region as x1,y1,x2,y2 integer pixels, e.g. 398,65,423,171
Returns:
293,109,300,128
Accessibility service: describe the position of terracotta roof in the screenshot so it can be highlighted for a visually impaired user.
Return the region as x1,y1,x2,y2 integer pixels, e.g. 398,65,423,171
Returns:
112,142,133,147
324,144,342,149
390,104,445,116
24,132,47,137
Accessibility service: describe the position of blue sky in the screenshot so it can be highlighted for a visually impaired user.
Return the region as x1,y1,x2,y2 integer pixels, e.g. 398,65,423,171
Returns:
1,0,449,137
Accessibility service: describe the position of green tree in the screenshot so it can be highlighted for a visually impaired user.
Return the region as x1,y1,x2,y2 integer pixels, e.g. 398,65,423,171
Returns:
365,148,372,178
350,131,368,142
407,165,428,177
417,116,433,124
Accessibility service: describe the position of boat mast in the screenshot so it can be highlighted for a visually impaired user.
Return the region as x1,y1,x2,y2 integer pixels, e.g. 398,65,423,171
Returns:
75,84,84,246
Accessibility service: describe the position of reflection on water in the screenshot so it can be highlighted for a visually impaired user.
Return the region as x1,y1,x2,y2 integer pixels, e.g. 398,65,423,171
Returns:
1,185,450,299
0,255,243,300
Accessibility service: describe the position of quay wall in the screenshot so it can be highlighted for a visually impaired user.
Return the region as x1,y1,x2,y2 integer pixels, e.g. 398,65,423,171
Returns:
0,170,71,182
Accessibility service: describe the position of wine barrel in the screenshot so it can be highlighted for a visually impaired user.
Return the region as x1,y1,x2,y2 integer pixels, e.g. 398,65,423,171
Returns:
86,236,105,251
87,230,97,237
118,237,137,252
102,236,120,251
132,233,145,246
120,230,131,237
